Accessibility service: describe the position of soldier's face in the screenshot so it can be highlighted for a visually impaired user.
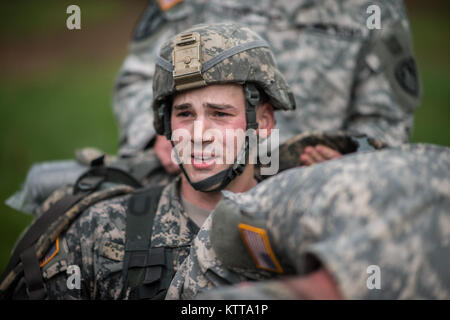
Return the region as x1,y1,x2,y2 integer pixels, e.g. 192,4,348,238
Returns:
171,83,248,184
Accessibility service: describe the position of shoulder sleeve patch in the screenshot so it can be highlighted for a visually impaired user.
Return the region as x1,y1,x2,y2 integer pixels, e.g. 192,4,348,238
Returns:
157,0,184,11
133,1,166,42
102,241,124,262
238,224,284,274
395,56,420,97
40,237,60,267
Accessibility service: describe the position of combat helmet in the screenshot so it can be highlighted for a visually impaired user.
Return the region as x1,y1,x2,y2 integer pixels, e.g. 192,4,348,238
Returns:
152,23,296,192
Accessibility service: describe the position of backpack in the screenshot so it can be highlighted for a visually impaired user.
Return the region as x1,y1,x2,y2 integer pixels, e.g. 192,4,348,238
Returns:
0,163,170,299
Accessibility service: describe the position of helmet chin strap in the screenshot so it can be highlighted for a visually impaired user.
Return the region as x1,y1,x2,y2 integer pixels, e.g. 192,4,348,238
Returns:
169,83,260,192
171,137,251,192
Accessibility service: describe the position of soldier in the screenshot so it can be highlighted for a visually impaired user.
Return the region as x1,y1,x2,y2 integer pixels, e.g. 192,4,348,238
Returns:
0,23,296,299
115,0,421,167
166,143,450,299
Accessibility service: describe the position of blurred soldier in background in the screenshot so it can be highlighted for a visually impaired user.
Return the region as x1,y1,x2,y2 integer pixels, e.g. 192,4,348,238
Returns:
6,0,421,215
166,143,450,300
116,0,421,162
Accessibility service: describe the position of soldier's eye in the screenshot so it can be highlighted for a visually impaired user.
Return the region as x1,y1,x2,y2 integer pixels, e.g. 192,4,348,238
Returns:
176,111,193,117
214,112,230,118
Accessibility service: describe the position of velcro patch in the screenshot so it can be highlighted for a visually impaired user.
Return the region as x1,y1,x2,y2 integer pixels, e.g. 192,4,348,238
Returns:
395,57,420,97
238,224,283,274
40,237,60,267
157,0,183,11
102,241,124,262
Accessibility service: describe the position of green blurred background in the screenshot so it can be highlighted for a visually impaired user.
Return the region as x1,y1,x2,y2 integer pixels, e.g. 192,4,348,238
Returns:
0,1,449,273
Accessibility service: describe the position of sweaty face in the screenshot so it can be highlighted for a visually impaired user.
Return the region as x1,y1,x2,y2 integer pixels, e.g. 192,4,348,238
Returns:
171,84,247,185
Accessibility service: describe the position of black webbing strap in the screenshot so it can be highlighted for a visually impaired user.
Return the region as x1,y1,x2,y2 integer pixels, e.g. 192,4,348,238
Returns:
127,247,165,269
122,185,165,299
129,247,168,300
130,254,174,300
0,191,89,288
73,166,142,194
244,83,260,131
20,247,46,300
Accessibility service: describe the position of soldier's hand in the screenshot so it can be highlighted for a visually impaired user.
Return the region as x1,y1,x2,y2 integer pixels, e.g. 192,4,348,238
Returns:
300,144,342,166
154,135,180,174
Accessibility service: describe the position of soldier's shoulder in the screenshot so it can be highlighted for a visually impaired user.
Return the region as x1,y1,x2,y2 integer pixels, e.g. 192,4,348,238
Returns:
55,192,132,256
74,193,131,235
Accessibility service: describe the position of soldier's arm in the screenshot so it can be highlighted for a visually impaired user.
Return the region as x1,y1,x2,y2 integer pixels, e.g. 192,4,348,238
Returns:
196,268,342,300
299,145,342,166
113,6,187,176
42,195,129,299
345,2,422,147
113,2,180,157
113,45,158,156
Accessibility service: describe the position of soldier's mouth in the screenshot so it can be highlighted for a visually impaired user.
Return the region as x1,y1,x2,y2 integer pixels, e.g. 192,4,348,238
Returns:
192,152,215,161
191,153,217,169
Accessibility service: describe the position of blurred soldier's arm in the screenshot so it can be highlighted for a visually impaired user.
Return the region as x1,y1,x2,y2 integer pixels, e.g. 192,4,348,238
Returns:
298,1,422,165
113,2,191,174
168,144,450,300
299,145,342,166
38,195,129,300
196,268,342,300
344,2,422,147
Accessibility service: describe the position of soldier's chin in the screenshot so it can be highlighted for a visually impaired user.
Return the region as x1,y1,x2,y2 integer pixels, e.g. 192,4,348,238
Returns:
183,164,230,191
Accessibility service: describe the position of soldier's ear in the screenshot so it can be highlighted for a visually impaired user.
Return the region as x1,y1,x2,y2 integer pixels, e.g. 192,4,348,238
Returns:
256,102,275,138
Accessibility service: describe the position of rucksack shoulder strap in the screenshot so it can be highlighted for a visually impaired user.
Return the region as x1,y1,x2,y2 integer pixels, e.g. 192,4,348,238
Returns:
0,190,89,299
73,166,142,194
122,185,166,299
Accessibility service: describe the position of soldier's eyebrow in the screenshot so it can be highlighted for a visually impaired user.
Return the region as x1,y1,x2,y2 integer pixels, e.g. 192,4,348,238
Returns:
173,102,237,111
204,103,236,111
173,103,191,110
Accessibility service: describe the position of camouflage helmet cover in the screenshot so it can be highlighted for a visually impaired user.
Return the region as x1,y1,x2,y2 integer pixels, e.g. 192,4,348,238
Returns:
152,22,296,135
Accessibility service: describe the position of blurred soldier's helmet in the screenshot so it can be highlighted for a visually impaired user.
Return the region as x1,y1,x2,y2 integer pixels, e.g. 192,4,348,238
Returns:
151,23,296,192
152,22,296,137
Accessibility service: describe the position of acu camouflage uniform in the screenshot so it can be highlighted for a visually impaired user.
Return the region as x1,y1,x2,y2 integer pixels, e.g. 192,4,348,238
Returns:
166,144,450,299
116,0,421,155
14,176,199,299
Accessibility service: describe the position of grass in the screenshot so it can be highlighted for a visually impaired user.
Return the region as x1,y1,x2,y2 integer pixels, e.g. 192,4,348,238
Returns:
408,9,450,146
0,0,122,40
0,60,121,272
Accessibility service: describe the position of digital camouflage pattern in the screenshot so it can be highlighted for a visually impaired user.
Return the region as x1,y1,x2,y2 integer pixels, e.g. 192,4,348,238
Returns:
3,184,135,298
166,144,450,299
10,177,199,299
196,280,299,300
115,0,421,155
152,22,296,135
